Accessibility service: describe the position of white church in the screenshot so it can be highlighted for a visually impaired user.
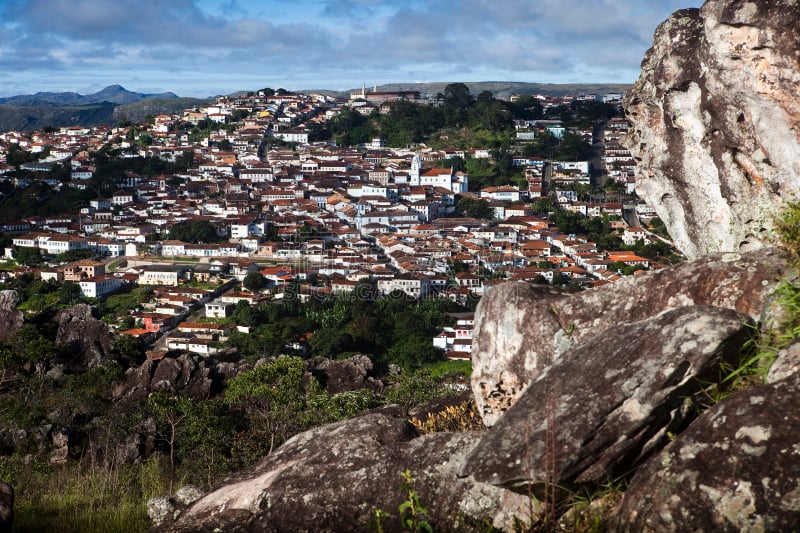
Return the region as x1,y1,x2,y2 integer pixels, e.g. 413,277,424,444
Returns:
408,154,469,194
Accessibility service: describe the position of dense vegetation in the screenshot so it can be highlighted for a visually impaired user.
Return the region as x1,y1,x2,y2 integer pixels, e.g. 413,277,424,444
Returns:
225,287,471,370
0,272,472,530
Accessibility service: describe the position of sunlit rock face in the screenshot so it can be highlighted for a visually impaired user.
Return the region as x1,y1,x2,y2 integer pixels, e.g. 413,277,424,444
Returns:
624,1,800,259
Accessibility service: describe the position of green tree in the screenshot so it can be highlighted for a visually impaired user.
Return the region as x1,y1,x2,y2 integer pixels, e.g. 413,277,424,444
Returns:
168,220,222,243
13,323,56,373
385,335,442,370
56,281,84,307
225,356,323,457
147,393,194,495
309,327,353,358
456,197,493,219
13,246,43,266
242,272,267,292
56,249,94,263
443,83,474,127
113,335,146,368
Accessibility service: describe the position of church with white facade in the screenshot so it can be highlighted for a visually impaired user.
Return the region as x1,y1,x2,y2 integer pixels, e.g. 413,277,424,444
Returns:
408,154,469,194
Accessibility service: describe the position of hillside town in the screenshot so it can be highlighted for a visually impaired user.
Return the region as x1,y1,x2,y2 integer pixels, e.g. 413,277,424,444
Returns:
0,87,675,359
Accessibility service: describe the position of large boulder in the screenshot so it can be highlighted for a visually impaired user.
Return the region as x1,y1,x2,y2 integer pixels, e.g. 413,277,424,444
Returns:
472,249,785,426
0,290,23,345
624,1,800,259
54,303,114,370
615,373,800,531
308,354,384,394
463,306,752,491
156,408,533,532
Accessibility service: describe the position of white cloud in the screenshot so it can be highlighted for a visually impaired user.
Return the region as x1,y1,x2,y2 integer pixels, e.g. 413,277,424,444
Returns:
0,0,703,96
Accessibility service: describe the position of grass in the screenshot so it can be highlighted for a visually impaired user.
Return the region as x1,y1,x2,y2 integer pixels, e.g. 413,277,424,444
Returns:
422,359,471,380
717,201,800,392
0,456,168,533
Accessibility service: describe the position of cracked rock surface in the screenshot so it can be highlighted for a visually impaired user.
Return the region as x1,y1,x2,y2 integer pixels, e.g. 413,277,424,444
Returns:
624,0,800,259
615,373,800,531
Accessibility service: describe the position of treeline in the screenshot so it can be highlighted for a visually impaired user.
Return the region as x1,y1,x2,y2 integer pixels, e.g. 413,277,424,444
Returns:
323,83,515,147
225,287,472,370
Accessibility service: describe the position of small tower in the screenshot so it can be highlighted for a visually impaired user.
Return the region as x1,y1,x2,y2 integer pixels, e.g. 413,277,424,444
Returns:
410,154,421,186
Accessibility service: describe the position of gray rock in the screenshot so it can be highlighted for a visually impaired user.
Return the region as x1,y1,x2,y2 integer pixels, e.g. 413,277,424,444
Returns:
0,481,13,531
157,409,533,532
55,303,114,369
624,1,800,259
45,365,65,381
148,496,179,528
174,485,203,507
50,428,70,465
615,373,800,532
0,291,23,345
472,249,785,426
463,306,752,490
115,354,214,400
767,340,800,383
309,354,382,394
0,427,26,454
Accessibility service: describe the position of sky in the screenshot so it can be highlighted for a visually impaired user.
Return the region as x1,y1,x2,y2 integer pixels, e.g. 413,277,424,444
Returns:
0,0,703,98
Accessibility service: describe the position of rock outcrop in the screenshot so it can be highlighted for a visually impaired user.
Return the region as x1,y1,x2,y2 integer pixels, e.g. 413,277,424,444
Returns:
308,354,384,394
0,291,23,345
54,303,114,370
624,0,800,259
615,373,800,531
472,249,785,426
463,306,751,490
157,408,532,532
113,354,248,401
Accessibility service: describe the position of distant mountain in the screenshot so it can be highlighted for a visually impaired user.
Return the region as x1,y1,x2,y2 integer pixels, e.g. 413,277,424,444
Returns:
0,84,179,107
0,103,119,133
0,85,207,132
302,81,632,100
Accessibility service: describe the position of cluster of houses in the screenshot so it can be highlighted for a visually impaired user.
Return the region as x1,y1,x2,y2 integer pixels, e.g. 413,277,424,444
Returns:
0,87,669,359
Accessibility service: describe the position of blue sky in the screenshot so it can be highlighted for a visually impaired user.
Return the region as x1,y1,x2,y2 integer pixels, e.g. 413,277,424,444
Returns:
0,0,702,97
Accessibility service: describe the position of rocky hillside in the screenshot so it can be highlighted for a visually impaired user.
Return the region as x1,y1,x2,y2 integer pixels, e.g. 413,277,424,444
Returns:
624,0,800,259
154,1,800,531
155,249,794,532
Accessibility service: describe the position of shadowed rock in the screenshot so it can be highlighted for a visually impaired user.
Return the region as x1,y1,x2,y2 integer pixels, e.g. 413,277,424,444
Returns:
615,373,800,531
114,354,251,401
472,249,785,426
463,306,752,490
308,354,384,394
0,481,13,532
54,303,114,370
0,291,23,345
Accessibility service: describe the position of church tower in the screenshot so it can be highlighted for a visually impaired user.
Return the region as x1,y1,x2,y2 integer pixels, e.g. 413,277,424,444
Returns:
410,154,421,186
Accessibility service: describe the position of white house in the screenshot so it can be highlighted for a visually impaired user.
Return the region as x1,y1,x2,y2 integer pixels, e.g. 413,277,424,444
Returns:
377,274,431,298
78,275,123,298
